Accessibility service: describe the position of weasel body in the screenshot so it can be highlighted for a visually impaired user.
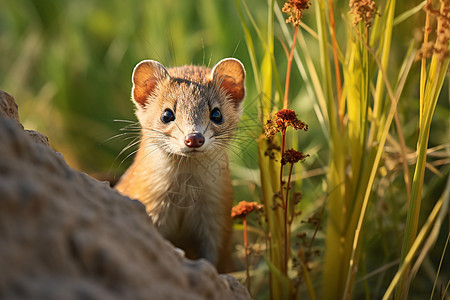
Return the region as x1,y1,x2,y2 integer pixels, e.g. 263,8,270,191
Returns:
115,58,245,271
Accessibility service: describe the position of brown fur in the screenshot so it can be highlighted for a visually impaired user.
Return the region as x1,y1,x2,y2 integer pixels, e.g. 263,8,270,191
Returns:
115,58,245,272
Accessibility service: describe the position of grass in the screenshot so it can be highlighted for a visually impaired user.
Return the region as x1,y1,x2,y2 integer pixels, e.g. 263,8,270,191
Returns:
1,0,449,299
234,0,449,299
0,0,247,175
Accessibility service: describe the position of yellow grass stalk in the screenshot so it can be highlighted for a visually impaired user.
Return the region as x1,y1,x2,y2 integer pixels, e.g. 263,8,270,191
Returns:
384,175,449,300
396,1,450,295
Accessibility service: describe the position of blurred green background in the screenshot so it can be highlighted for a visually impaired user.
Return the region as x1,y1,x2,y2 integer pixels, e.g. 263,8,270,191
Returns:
1,0,447,203
1,0,449,298
0,0,257,179
1,0,447,180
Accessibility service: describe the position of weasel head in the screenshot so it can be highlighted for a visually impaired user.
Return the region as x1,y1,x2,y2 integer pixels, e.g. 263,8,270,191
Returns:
130,58,245,159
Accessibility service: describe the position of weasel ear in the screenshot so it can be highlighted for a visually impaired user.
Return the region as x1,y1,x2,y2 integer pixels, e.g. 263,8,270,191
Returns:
210,58,245,107
132,60,169,108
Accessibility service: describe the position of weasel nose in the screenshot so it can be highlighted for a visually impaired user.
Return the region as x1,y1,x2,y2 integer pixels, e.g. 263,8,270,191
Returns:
185,133,205,148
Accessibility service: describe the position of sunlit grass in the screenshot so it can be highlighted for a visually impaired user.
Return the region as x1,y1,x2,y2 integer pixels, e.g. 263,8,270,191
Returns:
235,0,449,299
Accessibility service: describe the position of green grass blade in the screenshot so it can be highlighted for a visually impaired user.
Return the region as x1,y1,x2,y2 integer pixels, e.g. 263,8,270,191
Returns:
383,176,449,300
234,0,261,94
393,1,426,26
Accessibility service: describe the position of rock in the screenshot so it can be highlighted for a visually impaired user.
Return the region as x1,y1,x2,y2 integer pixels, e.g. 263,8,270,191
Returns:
0,90,251,300
0,90,50,147
24,129,50,146
0,89,21,124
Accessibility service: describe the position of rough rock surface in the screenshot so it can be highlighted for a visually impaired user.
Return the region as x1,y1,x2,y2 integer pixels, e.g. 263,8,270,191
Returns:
0,90,251,300
0,90,50,146
0,89,20,123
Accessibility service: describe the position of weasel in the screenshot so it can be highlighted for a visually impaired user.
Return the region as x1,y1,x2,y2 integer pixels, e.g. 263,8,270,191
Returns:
115,58,245,272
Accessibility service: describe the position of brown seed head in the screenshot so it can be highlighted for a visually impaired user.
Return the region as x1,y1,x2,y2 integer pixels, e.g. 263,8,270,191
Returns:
231,201,264,219
349,0,377,28
282,0,311,26
281,148,309,165
417,0,450,61
416,41,436,60
264,109,308,138
434,0,450,61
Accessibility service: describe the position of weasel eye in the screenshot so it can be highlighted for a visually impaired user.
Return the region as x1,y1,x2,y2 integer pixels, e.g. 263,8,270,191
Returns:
161,109,175,124
210,108,222,124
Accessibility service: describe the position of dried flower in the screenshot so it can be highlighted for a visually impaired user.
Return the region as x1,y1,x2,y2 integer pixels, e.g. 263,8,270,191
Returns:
276,109,308,131
264,109,308,138
417,0,450,61
432,0,450,61
276,108,297,120
281,148,309,165
416,41,436,60
282,0,311,26
349,0,377,28
264,119,281,138
231,201,264,219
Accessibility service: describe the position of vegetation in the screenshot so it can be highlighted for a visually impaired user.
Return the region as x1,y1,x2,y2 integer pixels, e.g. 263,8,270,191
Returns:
1,0,448,299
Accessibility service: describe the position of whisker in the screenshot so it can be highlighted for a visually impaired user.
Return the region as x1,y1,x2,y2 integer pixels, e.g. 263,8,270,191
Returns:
119,127,141,131
176,152,184,176
212,143,243,162
141,127,168,136
113,119,139,124
203,120,211,135
103,132,140,144
173,121,185,135
119,149,139,168
117,138,141,158
215,141,259,168
131,143,166,171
